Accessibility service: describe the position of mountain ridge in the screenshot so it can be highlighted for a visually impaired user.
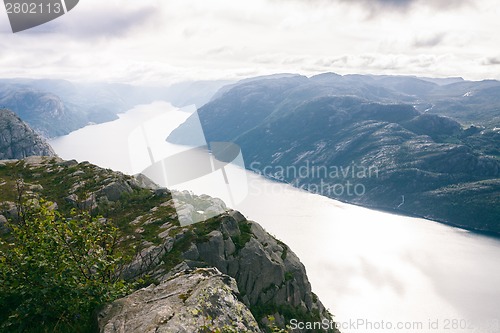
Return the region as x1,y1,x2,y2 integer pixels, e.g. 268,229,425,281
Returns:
0,78,233,138
168,74,500,234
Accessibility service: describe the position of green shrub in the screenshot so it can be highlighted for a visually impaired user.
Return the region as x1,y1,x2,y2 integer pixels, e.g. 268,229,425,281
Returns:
0,201,131,332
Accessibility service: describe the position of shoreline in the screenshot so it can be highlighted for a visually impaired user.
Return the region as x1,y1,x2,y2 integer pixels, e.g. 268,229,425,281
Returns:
254,171,500,240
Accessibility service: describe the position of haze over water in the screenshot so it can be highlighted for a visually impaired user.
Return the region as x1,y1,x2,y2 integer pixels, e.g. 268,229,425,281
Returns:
50,102,500,333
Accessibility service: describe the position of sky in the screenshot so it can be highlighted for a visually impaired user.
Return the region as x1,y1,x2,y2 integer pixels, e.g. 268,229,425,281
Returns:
0,0,499,85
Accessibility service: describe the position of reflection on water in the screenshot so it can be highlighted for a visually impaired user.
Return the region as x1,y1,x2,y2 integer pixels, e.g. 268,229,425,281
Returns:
50,102,500,333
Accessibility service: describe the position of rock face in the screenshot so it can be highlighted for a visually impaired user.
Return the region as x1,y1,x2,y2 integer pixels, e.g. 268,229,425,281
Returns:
119,202,333,331
0,109,55,159
188,213,320,314
98,268,261,333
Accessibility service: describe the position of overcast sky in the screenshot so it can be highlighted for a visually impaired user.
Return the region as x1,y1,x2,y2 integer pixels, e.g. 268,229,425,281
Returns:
0,0,499,84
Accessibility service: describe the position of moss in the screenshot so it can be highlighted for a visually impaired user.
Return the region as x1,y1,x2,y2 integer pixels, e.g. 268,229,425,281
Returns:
192,216,223,242
179,292,190,302
273,238,288,260
161,231,196,272
250,303,336,333
312,292,318,303
280,246,288,260
231,220,253,253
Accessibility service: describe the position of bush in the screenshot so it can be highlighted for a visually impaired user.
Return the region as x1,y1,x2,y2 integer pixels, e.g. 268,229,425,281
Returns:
0,201,131,332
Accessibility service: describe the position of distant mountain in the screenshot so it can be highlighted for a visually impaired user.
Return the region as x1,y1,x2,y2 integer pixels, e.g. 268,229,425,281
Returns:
0,79,123,137
168,74,500,234
0,78,233,138
162,79,234,109
0,108,55,159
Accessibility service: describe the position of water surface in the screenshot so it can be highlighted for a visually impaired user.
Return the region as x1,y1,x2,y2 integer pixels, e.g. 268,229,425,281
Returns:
50,102,500,333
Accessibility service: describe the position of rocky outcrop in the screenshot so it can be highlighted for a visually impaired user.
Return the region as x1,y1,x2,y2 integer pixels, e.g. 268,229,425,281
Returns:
0,157,336,332
0,109,55,160
171,190,228,226
98,268,261,333
188,212,321,314
119,195,333,331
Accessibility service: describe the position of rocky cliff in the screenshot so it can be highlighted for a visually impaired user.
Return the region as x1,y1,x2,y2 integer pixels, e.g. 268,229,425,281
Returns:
0,157,337,332
0,108,55,160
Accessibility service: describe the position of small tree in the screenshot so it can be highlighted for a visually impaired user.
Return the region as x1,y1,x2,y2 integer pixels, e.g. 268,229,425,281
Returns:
0,200,131,332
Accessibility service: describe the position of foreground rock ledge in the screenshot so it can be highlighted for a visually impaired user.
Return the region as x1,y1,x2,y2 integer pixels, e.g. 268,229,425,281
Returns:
98,267,261,333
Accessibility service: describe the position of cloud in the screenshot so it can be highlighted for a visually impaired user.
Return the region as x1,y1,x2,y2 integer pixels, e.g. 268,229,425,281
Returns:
342,0,417,10
413,33,446,48
205,46,234,57
482,57,500,66
292,0,471,14
61,6,158,39
0,0,498,83
19,2,159,39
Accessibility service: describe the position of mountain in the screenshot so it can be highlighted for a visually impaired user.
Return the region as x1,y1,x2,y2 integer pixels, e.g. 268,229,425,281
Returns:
0,78,233,138
168,74,500,234
161,79,234,109
0,157,336,332
0,80,122,137
0,108,55,159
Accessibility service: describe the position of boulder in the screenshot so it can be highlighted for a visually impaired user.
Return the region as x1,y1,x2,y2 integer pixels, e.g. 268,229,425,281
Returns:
0,214,9,234
1,201,18,221
133,173,160,190
64,194,97,211
99,181,133,202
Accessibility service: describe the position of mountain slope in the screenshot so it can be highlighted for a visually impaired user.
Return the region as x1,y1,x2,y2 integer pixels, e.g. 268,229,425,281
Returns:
0,78,233,138
0,157,336,332
0,81,119,137
168,75,500,234
0,108,55,159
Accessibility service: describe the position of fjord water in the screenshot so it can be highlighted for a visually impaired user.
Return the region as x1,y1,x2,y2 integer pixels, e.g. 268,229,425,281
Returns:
50,102,500,333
